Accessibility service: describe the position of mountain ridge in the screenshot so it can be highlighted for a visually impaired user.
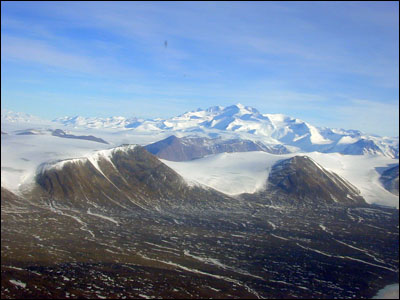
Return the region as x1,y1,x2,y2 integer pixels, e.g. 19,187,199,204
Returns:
33,145,240,212
144,135,289,161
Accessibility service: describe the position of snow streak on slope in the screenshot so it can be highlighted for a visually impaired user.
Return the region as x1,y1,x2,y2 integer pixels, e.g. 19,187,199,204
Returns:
40,145,138,173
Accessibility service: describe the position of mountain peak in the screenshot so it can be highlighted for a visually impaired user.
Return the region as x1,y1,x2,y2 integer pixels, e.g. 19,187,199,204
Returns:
266,155,365,206
235,103,245,108
221,103,260,115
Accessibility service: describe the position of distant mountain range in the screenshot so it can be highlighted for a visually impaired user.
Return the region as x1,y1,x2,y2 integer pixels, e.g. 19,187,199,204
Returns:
53,115,140,129
49,104,398,158
1,109,47,124
3,105,398,158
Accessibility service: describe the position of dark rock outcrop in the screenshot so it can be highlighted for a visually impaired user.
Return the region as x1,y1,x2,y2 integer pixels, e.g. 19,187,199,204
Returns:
145,135,289,161
380,165,399,196
51,129,108,144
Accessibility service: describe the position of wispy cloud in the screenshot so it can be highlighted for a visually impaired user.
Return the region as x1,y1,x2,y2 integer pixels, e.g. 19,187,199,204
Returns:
1,34,142,78
2,35,97,73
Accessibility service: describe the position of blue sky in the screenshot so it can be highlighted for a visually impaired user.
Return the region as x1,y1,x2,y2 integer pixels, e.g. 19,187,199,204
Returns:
1,1,399,136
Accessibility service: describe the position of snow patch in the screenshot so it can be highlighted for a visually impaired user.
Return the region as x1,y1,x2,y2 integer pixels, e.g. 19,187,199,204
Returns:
338,136,359,144
9,280,26,289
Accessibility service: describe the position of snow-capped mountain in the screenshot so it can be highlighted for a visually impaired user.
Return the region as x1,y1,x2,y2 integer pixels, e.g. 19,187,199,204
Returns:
163,104,398,158
1,109,47,124
4,104,399,158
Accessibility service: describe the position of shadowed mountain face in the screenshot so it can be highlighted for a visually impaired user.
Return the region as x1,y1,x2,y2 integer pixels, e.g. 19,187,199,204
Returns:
340,139,382,156
144,135,289,161
380,165,399,196
242,156,366,207
34,145,237,213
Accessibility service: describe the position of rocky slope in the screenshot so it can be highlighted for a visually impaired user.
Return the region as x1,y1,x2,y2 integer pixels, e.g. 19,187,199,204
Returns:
34,145,238,213
1,187,27,210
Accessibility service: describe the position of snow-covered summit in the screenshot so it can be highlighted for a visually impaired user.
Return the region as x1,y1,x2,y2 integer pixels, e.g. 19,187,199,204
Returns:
148,104,398,158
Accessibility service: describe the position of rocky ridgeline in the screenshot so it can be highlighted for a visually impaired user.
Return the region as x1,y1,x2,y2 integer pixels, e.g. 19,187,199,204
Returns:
144,135,289,161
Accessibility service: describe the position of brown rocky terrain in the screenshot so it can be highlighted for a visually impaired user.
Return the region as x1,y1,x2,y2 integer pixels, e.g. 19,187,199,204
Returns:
1,145,398,299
